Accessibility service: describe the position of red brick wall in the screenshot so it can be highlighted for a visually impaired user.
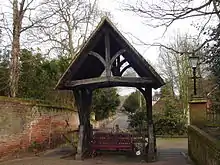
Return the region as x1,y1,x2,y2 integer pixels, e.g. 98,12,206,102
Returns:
0,97,79,158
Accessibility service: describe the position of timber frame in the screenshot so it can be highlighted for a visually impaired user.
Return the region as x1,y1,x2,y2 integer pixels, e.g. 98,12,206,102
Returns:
55,17,165,162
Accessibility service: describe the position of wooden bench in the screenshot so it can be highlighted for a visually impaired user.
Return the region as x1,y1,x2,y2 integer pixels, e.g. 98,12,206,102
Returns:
91,132,134,156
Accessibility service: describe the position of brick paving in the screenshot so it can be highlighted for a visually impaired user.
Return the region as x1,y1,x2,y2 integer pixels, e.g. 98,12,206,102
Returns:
0,138,191,165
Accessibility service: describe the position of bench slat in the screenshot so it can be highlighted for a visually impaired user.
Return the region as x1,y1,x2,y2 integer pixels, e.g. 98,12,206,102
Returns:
91,132,134,154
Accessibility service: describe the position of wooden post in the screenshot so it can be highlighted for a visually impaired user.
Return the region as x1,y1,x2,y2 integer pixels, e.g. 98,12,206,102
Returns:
146,88,156,162
74,88,92,160
138,87,157,162
75,125,84,160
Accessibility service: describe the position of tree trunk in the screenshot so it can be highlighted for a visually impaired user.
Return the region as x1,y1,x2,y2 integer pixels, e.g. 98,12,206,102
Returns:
9,32,20,97
9,0,22,97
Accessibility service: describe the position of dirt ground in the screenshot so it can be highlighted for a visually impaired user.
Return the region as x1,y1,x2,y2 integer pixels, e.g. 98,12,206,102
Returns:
0,138,191,165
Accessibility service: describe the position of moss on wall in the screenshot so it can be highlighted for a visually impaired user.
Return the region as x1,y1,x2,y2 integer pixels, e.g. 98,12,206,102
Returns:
0,96,75,110
188,125,220,165
0,96,79,158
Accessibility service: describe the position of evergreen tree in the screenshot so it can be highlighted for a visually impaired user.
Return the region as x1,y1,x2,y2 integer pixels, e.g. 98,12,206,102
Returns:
92,88,120,121
123,91,145,114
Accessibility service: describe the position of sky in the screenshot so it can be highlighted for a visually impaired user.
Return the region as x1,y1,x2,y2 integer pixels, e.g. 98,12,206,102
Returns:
98,0,200,95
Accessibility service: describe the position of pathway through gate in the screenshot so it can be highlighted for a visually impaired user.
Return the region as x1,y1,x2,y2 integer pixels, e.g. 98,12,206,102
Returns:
101,111,189,163
0,138,190,165
103,111,129,132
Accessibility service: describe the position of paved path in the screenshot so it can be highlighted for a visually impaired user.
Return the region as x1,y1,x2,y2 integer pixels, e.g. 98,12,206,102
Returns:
104,112,129,131
0,138,190,165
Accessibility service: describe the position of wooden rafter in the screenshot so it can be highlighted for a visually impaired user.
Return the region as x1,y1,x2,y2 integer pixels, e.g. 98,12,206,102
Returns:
110,49,126,67
118,59,127,68
120,64,131,76
89,51,106,67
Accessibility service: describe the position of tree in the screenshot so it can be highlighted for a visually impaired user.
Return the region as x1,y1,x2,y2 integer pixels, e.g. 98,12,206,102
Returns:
123,91,145,114
16,49,74,106
18,49,56,99
157,33,207,115
124,0,220,52
122,0,220,102
9,0,24,97
208,24,220,86
0,0,54,97
30,0,109,57
92,88,120,121
128,110,148,132
0,49,10,96
1,0,106,97
160,82,182,114
129,83,187,135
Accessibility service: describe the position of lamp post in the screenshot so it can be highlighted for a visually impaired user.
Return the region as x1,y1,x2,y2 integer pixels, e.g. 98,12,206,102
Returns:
189,55,199,96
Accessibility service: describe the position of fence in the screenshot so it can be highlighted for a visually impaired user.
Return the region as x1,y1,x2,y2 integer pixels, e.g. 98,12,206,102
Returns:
206,111,220,125
206,102,220,126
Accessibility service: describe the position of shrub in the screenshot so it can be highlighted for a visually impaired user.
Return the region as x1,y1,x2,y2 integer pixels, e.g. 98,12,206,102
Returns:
128,110,148,132
128,110,187,136
153,113,187,135
123,91,145,114
92,88,120,121
28,141,41,152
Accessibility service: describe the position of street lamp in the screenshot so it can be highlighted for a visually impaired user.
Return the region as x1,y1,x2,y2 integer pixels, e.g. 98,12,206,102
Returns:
189,55,199,95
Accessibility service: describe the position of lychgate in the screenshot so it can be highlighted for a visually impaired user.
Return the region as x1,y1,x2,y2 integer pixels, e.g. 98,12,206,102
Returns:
55,17,165,162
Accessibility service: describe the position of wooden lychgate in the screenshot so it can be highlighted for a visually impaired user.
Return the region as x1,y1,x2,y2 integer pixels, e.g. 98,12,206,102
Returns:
55,17,165,162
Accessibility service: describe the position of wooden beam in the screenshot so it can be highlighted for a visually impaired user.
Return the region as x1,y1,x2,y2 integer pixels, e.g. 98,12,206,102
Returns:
108,28,164,88
116,56,121,75
120,64,131,76
110,77,153,84
105,32,111,77
74,88,92,160
65,77,154,89
145,88,156,162
111,56,125,76
64,77,155,91
88,51,106,67
118,59,127,68
111,64,119,76
110,49,126,67
66,77,107,87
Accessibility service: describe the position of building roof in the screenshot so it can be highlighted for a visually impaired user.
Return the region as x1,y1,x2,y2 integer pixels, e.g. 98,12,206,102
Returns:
56,17,165,90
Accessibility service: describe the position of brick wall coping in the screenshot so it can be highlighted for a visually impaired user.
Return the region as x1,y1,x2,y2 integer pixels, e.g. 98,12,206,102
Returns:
189,99,207,104
0,96,76,112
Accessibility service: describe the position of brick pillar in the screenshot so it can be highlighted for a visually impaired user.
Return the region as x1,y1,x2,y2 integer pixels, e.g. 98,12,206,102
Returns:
189,97,207,126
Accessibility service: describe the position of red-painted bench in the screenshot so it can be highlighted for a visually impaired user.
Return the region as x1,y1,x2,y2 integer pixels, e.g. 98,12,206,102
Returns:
91,132,134,156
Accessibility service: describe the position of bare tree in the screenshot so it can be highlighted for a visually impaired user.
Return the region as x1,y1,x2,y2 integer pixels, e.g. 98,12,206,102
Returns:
0,0,106,97
29,0,109,57
158,33,206,117
123,0,220,55
0,0,54,97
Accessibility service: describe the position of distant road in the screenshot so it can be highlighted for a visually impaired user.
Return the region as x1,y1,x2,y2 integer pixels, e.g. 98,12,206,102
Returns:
104,112,129,131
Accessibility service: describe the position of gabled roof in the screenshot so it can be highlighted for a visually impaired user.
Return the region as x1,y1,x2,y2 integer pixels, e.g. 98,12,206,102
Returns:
56,17,165,90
